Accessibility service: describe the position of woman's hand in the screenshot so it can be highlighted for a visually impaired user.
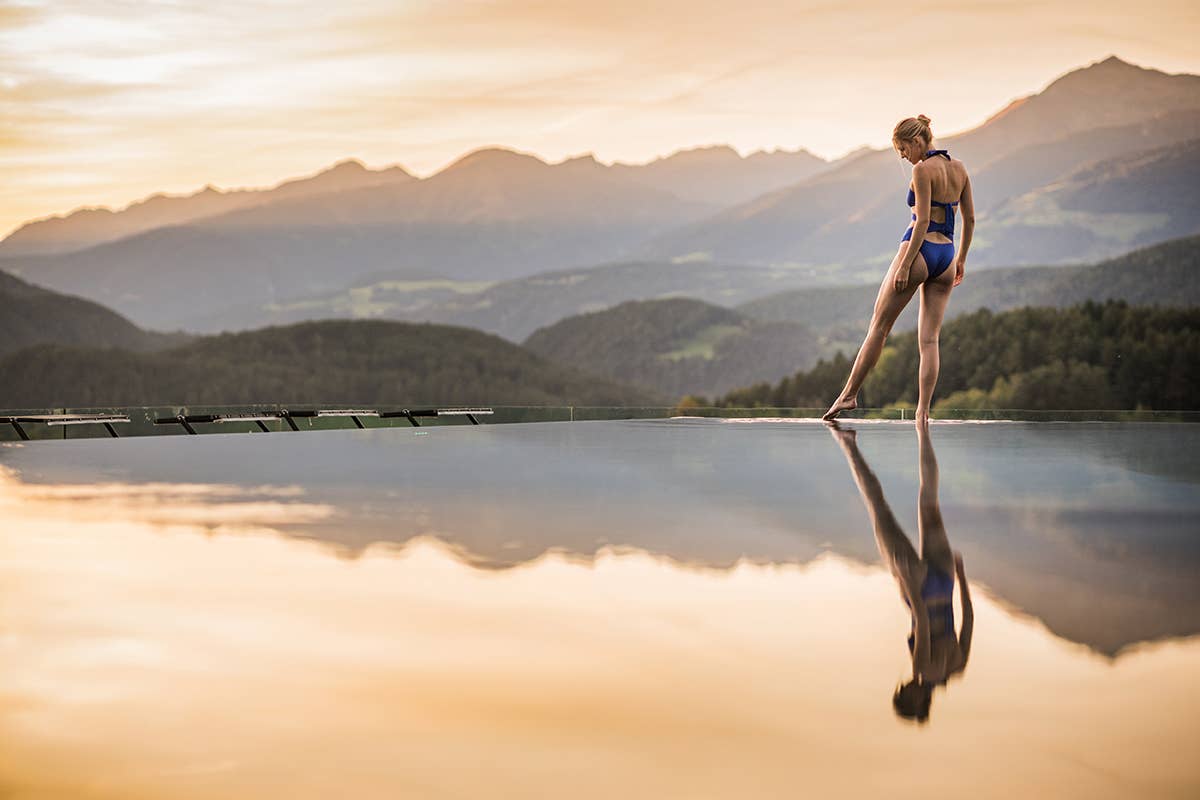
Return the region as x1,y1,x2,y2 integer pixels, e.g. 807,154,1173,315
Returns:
894,264,911,291
953,257,965,287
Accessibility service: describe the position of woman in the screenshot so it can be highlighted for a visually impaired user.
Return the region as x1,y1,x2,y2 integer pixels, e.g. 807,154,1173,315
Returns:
828,421,974,723
823,115,975,424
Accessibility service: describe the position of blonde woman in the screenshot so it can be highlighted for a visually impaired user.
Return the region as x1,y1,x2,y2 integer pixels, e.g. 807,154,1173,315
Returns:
824,115,975,425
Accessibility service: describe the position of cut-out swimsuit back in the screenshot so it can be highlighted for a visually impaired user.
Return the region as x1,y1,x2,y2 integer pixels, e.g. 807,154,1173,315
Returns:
901,149,958,281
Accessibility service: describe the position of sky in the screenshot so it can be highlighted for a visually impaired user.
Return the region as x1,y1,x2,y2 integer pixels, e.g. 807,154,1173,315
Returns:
1,0,1199,237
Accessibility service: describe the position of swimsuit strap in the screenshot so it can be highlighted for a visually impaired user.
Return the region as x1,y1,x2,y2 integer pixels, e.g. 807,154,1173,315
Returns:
924,149,950,160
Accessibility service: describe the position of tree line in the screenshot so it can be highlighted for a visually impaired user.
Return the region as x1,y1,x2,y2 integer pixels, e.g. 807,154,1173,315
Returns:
0,319,660,409
709,301,1200,411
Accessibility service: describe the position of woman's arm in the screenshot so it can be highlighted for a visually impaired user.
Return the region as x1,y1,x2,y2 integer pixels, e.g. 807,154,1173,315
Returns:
955,552,974,668
909,585,932,674
895,165,932,291
953,172,975,287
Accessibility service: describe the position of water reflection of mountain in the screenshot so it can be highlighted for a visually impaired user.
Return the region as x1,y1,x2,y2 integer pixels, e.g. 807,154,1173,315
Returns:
3,420,1198,656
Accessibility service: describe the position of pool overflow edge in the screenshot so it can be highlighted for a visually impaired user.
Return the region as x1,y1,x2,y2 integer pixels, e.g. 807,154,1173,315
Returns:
3,407,1198,441
152,407,494,435
2,414,131,440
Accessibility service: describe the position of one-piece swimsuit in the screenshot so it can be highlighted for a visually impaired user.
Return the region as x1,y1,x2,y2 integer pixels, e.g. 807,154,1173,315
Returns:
901,149,958,281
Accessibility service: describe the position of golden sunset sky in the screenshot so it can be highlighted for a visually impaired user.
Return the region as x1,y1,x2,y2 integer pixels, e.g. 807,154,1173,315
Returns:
2,0,1198,237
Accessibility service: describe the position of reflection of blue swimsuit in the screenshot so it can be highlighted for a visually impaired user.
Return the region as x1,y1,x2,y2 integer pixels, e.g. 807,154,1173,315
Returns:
901,149,958,281
905,566,956,656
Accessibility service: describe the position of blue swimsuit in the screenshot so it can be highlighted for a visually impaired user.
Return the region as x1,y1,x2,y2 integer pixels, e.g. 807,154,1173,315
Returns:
905,566,956,668
901,149,958,281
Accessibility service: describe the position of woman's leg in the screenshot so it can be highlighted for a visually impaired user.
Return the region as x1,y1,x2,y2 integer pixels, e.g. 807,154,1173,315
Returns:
828,424,921,587
915,422,954,577
915,263,954,425
824,245,927,420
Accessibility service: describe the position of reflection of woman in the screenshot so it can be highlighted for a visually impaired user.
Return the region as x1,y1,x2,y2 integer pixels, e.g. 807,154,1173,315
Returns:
829,422,973,723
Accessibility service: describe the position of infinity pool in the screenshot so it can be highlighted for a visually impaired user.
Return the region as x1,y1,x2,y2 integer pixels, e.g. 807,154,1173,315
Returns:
2,419,1198,798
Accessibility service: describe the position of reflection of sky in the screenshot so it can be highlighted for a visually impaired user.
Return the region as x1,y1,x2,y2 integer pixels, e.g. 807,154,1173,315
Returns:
2,419,1198,655
2,484,1199,798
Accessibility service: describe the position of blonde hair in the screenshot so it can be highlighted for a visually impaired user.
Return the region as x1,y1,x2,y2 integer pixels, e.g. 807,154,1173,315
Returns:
893,115,933,148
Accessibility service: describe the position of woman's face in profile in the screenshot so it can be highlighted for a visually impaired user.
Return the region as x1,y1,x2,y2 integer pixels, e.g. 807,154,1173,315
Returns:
895,140,919,164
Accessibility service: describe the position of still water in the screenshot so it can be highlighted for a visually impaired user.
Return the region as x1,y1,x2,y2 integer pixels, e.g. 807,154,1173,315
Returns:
2,419,1198,798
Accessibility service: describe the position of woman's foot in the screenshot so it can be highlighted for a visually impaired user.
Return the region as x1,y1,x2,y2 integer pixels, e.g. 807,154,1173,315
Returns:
915,407,930,427
822,394,858,421
826,421,857,448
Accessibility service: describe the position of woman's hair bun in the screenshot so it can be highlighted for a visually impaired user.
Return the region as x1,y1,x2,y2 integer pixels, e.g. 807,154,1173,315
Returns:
892,115,934,144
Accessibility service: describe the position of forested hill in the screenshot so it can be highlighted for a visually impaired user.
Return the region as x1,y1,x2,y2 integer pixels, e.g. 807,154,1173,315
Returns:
0,319,663,409
737,233,1200,336
0,269,186,357
522,297,822,399
715,301,1200,412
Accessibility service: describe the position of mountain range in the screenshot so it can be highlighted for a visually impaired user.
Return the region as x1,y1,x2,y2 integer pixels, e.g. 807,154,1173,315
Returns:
1,149,734,329
635,57,1200,275
1,55,1197,340
0,159,416,257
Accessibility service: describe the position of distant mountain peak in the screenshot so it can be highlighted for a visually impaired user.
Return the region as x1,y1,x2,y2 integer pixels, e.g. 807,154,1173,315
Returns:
555,153,607,174
1043,53,1168,92
745,145,823,162
263,157,414,198
607,145,740,168
674,144,740,157
653,145,741,165
643,144,824,166
1085,54,1155,75
328,158,368,172
1085,53,1137,69
443,147,548,173
949,54,1199,147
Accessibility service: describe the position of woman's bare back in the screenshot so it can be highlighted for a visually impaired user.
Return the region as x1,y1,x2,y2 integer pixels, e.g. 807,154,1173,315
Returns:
911,156,967,243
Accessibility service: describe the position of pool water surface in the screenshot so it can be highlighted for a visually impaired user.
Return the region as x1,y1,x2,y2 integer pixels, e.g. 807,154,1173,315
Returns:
1,419,1198,798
